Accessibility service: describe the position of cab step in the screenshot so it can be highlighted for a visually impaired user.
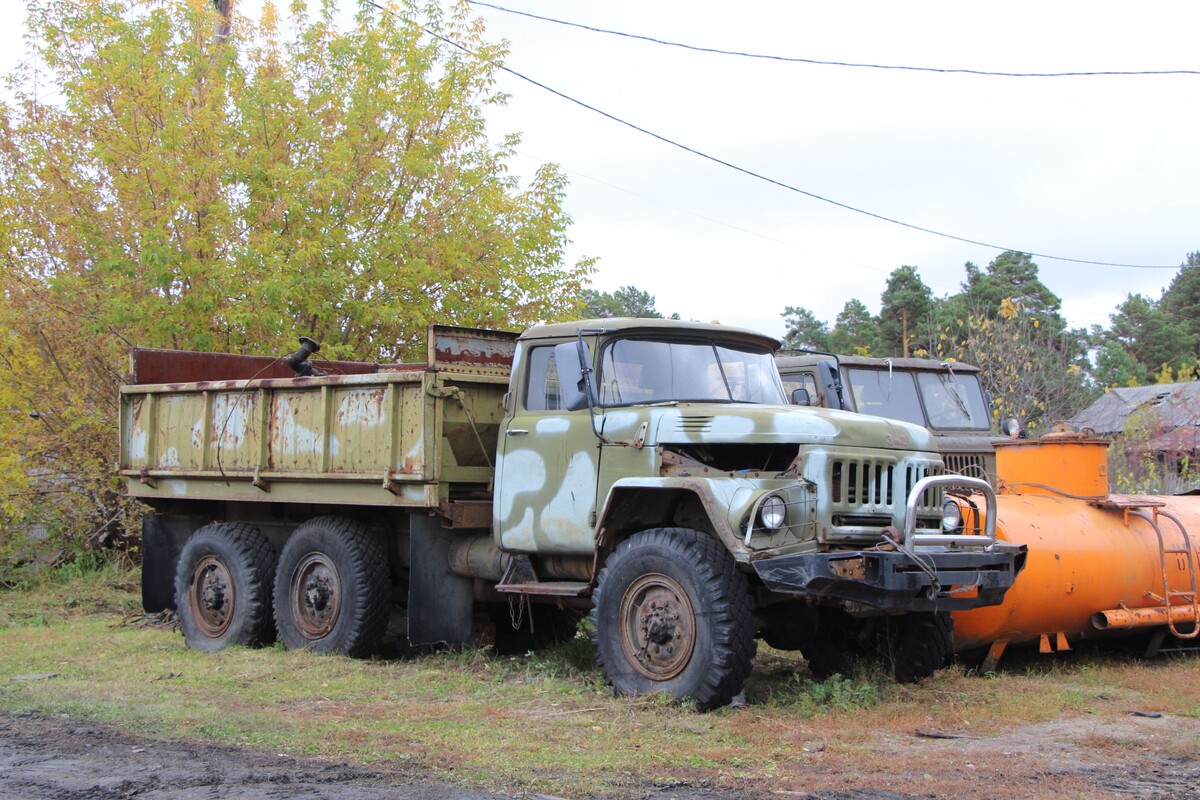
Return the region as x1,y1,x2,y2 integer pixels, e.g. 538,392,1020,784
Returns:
495,581,591,597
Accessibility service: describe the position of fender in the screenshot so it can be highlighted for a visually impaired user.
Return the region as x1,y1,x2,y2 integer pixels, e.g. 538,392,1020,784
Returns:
595,476,782,559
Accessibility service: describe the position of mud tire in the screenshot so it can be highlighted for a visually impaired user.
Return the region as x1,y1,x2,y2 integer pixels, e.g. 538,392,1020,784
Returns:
274,517,390,657
757,601,818,652
175,523,277,653
798,608,862,680
590,528,756,711
887,611,954,684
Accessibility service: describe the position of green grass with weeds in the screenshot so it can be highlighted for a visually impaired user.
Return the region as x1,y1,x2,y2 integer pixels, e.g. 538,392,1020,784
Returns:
766,671,886,713
4,567,1200,797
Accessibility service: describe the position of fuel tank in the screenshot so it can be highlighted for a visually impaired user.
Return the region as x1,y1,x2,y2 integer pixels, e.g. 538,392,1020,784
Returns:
951,432,1200,662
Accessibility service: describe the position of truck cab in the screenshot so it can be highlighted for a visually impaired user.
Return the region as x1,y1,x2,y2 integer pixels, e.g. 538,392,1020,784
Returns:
776,354,999,483
494,321,1021,699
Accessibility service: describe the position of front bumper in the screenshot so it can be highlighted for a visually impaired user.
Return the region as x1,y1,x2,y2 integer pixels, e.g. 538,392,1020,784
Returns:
751,544,1027,612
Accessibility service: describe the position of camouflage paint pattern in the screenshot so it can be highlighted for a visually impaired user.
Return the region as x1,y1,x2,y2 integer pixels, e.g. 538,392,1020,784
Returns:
122,319,944,566
493,319,944,560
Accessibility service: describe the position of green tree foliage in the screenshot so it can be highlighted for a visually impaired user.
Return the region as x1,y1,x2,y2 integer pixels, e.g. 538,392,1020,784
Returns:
933,299,1096,433
0,0,591,562
926,252,1092,429
1085,253,1199,388
879,266,933,357
1161,252,1200,361
780,306,830,351
940,250,1065,338
580,285,665,319
1095,293,1188,385
776,250,1199,434
954,251,1066,331
828,299,882,356
1093,340,1143,389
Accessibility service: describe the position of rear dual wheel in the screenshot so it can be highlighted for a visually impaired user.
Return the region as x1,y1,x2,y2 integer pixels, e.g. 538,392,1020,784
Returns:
273,517,390,657
175,523,277,652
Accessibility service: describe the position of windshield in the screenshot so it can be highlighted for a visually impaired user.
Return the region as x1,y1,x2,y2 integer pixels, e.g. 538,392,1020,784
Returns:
597,338,786,406
845,368,925,426
916,371,992,430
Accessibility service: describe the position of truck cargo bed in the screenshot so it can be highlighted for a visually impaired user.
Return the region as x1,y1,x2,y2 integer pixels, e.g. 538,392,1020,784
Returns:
119,326,516,510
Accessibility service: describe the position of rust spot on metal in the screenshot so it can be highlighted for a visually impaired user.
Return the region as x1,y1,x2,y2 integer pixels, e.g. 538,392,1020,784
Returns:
335,389,387,427
830,557,866,581
439,500,493,529
427,325,518,370
127,347,380,385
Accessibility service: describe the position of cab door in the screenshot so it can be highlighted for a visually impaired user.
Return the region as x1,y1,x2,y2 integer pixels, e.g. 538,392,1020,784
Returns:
493,341,600,555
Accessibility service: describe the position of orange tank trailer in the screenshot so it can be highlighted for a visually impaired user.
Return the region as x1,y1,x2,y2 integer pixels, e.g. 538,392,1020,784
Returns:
950,432,1200,668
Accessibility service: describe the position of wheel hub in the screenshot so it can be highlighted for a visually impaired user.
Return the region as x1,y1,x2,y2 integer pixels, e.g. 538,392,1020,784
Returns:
190,555,235,638
291,553,341,639
619,573,696,680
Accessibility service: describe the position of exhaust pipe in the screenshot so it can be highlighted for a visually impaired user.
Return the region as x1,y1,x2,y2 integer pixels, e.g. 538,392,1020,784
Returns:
283,336,324,377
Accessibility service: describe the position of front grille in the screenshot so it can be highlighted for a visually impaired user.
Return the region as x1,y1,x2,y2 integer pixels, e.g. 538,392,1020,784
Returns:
829,457,942,516
944,452,995,482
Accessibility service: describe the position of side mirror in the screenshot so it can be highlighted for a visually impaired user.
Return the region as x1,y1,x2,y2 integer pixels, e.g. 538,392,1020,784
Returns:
791,387,811,406
816,361,847,410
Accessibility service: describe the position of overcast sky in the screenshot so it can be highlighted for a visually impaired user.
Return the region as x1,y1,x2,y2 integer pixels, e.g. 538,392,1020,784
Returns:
2,1,1196,342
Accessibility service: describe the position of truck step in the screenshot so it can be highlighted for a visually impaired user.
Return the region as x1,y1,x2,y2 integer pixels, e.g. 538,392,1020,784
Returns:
495,581,591,597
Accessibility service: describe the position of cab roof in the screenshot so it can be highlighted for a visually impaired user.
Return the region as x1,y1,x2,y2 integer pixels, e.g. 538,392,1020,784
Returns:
775,353,981,373
521,318,781,351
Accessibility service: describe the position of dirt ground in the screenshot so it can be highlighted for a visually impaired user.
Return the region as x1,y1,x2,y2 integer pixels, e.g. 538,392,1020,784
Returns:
3,709,1200,800
0,710,505,800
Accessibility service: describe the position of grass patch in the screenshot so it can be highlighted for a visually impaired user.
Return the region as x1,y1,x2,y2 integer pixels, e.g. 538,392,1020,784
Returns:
766,671,886,714
4,571,1200,797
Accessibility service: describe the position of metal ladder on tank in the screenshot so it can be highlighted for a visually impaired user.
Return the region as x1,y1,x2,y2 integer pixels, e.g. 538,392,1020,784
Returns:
1134,507,1200,639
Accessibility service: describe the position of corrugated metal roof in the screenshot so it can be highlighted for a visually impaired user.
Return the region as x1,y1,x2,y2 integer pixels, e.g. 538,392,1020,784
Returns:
1070,381,1200,435
1146,426,1200,455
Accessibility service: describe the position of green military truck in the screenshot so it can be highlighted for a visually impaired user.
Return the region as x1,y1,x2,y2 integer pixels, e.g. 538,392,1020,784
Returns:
121,320,1022,709
776,354,1000,484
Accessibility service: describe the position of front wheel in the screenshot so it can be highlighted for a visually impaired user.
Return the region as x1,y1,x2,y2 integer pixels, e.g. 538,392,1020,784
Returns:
798,608,866,680
590,528,756,711
887,611,953,683
175,523,277,652
273,517,390,657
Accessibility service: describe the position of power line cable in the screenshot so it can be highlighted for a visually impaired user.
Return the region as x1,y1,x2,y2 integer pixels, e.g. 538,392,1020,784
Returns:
527,151,890,274
0,58,30,83
366,1,1185,270
468,1,1200,79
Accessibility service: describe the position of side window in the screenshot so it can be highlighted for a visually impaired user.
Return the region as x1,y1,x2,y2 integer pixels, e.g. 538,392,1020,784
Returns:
524,347,562,411
783,374,819,406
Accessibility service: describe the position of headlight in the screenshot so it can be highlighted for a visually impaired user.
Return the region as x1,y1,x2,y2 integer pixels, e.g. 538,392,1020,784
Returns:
941,498,963,532
759,495,786,531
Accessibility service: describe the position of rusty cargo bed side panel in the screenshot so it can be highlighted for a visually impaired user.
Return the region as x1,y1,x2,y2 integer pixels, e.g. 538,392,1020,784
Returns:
127,348,389,385
119,326,517,510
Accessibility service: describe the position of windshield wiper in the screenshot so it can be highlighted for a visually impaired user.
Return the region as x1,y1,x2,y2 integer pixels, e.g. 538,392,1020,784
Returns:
939,363,971,420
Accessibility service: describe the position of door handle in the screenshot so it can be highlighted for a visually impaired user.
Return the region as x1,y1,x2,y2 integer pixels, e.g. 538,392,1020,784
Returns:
506,429,529,436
